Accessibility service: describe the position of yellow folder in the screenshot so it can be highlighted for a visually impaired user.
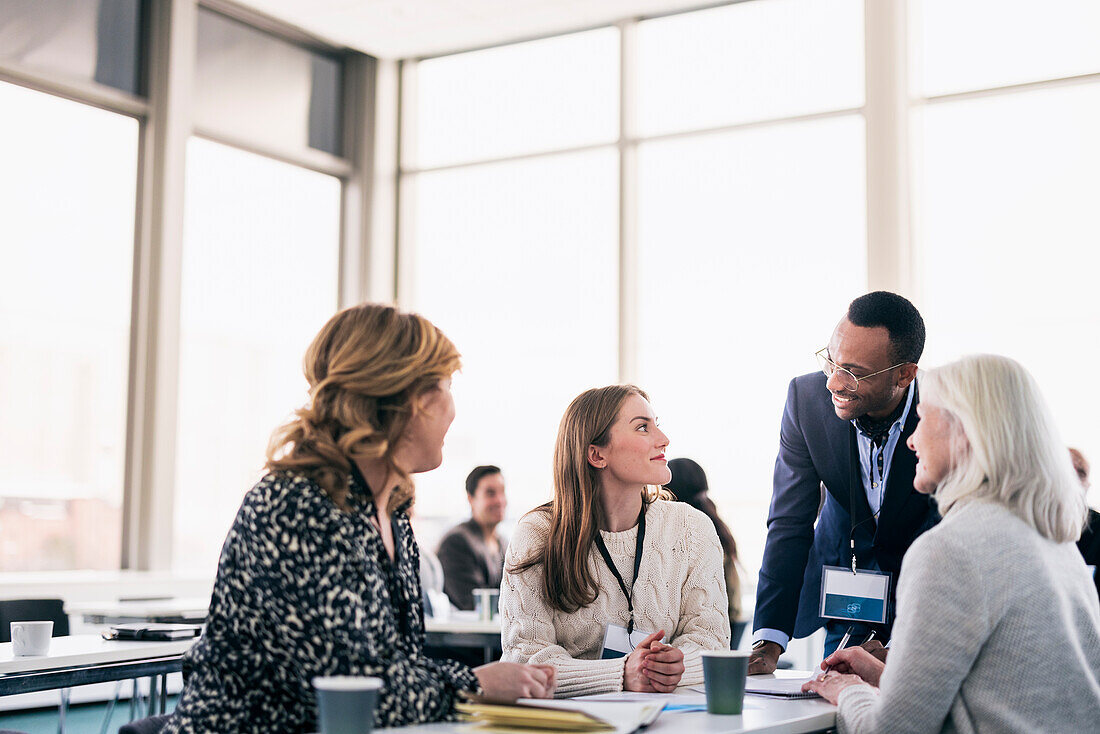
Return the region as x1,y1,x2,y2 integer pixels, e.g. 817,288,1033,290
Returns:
455,699,664,733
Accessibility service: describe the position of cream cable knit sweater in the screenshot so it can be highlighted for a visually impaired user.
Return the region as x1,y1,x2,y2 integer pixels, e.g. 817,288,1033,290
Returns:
500,499,730,697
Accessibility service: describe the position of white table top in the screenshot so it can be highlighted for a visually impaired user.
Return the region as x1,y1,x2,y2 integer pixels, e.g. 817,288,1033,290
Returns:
391,689,835,734
0,635,196,676
66,597,211,619
68,599,499,637
424,618,500,635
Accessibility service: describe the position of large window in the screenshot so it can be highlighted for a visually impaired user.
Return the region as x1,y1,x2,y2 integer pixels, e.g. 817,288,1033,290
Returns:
632,0,867,575
407,151,620,522
172,139,341,572
167,10,348,572
5,0,1098,581
400,1,868,573
913,0,1100,96
0,82,138,571
411,28,618,168
635,0,863,134
911,0,1100,507
0,4,354,574
636,117,866,575
403,30,620,536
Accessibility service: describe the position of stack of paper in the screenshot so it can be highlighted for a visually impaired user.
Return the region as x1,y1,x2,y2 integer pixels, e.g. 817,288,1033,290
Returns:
456,698,665,733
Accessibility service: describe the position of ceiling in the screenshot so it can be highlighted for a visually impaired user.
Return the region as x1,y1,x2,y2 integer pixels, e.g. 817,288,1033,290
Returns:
233,0,729,59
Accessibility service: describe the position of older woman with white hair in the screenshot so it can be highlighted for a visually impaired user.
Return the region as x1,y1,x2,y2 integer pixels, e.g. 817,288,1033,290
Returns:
803,354,1100,732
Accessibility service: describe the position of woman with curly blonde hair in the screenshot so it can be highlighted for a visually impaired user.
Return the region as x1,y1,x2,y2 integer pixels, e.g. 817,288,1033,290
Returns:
165,304,554,734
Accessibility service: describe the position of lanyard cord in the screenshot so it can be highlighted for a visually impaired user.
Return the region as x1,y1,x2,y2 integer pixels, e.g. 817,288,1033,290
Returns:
593,507,646,636
848,425,881,574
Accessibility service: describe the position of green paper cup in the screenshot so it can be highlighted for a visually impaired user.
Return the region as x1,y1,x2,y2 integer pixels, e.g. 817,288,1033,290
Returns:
313,676,382,734
701,650,750,715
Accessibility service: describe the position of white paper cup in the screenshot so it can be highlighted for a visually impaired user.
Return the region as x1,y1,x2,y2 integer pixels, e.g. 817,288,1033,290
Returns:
11,621,53,657
313,676,383,734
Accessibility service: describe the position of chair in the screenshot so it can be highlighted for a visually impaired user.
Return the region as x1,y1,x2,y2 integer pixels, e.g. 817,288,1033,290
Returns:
731,620,748,649
118,714,172,734
0,599,71,734
0,599,70,641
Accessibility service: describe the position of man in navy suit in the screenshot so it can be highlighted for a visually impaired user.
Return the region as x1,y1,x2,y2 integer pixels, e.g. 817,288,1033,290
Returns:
749,291,939,674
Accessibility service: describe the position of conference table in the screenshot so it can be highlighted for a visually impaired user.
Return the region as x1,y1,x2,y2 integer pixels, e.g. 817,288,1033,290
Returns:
0,635,196,714
2,626,835,732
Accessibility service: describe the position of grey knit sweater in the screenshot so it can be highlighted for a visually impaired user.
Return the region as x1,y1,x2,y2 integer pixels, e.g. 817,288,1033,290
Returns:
837,499,1100,733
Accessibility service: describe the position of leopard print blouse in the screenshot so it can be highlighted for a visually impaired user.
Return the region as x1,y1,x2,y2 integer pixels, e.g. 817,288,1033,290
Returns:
163,469,479,733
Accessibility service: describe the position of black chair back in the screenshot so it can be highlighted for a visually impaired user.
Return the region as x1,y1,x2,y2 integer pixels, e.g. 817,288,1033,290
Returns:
0,598,70,643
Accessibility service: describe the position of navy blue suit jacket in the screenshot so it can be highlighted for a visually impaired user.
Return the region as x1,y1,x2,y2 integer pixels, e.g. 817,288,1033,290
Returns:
754,372,940,640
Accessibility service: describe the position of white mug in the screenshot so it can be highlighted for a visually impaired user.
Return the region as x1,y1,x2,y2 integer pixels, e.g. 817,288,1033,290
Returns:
11,621,53,656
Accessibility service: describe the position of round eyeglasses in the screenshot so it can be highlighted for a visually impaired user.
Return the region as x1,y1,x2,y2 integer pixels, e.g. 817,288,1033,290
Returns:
815,348,909,392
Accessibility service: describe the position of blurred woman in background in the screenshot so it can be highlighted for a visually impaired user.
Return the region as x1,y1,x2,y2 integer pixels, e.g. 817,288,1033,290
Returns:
664,457,744,647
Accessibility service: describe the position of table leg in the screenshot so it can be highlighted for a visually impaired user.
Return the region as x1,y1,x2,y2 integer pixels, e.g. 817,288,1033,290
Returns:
57,687,70,734
147,675,158,717
99,681,122,734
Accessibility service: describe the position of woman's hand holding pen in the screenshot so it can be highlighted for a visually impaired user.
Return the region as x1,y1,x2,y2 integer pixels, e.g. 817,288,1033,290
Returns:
815,646,886,687
800,643,881,702
801,671,864,704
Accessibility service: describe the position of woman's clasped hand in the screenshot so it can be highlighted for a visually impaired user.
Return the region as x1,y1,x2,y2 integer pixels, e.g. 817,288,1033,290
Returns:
623,630,686,693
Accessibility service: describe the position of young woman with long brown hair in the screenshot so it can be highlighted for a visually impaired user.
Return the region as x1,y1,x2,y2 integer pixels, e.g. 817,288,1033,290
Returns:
165,304,554,734
500,385,730,697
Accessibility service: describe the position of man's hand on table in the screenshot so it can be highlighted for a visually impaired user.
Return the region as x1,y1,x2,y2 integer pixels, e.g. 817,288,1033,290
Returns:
747,641,783,675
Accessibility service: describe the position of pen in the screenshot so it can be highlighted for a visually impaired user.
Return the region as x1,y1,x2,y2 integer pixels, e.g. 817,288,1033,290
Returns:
823,626,854,675
863,630,877,645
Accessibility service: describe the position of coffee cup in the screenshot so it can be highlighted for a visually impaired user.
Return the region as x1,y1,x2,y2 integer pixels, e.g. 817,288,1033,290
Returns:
11,621,53,657
313,676,382,734
701,650,750,715
472,588,499,622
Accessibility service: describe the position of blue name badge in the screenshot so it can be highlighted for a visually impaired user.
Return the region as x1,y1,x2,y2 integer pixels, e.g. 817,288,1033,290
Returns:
819,566,891,624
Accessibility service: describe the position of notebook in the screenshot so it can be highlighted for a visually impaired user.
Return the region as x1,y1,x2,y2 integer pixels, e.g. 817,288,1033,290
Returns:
745,672,820,700
102,623,203,641
456,698,665,733
690,670,821,700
